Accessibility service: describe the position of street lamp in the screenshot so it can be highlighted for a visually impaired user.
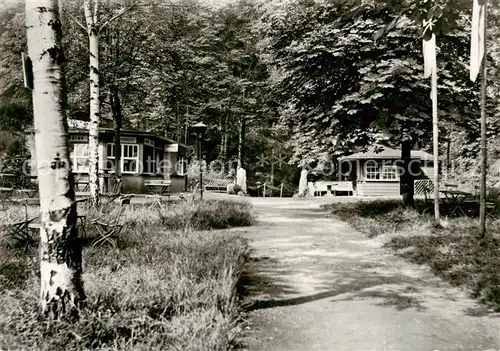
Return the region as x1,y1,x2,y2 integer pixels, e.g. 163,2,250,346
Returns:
192,122,208,200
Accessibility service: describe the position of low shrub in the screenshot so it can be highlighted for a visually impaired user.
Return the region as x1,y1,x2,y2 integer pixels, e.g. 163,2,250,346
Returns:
386,233,500,309
1,199,255,249
326,200,423,237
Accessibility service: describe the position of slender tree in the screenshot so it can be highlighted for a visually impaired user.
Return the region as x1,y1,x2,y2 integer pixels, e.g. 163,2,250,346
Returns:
26,0,85,318
83,0,100,205
422,19,440,224
69,0,138,204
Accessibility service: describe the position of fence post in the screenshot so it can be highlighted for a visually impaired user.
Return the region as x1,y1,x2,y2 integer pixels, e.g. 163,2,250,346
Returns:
263,183,266,198
280,183,283,198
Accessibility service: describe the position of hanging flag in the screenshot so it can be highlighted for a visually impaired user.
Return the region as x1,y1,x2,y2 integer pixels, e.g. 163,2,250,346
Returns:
423,32,436,79
422,19,436,100
470,0,486,82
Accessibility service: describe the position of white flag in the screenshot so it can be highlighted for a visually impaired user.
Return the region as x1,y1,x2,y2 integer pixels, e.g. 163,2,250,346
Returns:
470,0,486,82
423,32,436,79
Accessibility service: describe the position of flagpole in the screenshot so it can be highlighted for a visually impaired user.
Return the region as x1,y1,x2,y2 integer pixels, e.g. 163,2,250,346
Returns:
479,1,488,237
432,48,440,225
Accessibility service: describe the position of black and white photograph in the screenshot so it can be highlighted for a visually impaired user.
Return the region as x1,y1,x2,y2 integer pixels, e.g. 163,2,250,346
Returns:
1,0,500,349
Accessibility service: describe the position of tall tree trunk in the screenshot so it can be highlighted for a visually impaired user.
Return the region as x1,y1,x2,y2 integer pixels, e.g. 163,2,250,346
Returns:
221,116,227,174
401,140,415,208
26,0,85,318
184,105,189,144
446,138,451,178
110,87,122,192
84,0,100,206
237,116,245,169
270,149,275,185
175,101,180,142
221,107,229,174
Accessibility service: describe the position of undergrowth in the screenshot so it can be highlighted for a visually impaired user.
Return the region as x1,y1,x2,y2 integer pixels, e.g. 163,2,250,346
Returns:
325,200,500,311
0,199,254,350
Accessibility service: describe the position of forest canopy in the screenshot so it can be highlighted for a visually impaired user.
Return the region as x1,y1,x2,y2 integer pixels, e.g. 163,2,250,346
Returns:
1,0,499,186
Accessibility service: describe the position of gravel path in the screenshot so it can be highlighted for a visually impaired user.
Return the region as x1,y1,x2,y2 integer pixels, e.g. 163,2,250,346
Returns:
229,197,500,351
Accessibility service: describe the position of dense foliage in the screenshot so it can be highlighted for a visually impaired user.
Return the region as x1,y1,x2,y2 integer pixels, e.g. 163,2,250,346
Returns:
1,0,499,187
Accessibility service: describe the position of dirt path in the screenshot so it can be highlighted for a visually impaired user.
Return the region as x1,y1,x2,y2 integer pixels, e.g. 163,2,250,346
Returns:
229,197,500,351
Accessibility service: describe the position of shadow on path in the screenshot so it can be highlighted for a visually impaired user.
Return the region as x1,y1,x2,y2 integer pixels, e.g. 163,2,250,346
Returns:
243,274,423,312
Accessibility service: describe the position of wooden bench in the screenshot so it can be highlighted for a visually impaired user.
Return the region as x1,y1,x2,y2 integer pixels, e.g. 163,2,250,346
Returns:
313,181,354,196
204,178,233,193
144,180,171,195
331,181,354,196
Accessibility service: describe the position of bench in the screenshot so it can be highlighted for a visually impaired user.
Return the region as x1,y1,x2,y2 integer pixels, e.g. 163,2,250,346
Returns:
144,180,171,195
203,178,233,193
331,181,354,195
315,181,354,196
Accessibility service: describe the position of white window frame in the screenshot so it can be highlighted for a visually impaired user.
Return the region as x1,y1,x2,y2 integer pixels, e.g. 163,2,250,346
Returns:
365,164,380,180
70,143,89,173
381,164,398,180
176,157,187,176
107,143,140,174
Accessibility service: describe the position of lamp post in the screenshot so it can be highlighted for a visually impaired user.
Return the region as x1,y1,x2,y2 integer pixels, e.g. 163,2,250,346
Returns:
192,122,208,200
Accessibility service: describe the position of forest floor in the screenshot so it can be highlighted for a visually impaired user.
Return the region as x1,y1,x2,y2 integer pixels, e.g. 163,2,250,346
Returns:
225,197,500,351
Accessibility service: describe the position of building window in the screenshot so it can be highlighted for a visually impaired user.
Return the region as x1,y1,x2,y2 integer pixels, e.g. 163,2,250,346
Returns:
69,135,89,142
176,157,187,175
107,143,139,174
143,145,156,174
382,165,398,180
365,164,380,180
70,143,89,173
155,149,164,174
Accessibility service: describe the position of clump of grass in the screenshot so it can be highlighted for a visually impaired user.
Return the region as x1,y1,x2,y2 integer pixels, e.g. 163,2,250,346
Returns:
0,199,253,349
1,199,255,250
387,232,500,309
326,200,500,310
117,199,255,231
325,200,423,237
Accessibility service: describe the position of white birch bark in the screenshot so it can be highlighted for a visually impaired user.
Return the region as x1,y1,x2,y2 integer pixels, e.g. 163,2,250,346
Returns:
237,116,246,171
84,0,100,206
26,0,85,318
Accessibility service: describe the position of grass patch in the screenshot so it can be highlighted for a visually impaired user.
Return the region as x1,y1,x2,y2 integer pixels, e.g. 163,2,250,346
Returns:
0,199,254,350
326,200,425,238
324,200,500,311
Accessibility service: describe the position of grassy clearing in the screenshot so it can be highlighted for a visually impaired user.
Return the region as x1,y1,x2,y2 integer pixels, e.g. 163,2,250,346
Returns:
325,200,500,311
0,199,254,350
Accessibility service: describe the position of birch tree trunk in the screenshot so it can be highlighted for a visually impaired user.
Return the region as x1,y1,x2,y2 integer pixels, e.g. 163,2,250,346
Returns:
220,113,228,174
223,106,231,173
184,105,189,145
26,0,85,318
84,0,100,206
237,116,246,169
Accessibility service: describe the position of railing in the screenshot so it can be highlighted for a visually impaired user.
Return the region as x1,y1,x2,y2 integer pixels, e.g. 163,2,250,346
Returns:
203,178,233,192
415,179,434,197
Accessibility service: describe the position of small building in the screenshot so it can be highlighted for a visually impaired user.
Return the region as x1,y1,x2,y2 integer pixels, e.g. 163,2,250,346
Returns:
27,127,192,194
338,146,434,197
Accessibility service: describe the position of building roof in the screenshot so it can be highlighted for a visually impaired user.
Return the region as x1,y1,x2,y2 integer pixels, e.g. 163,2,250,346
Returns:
68,127,191,150
26,119,193,151
340,146,434,161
